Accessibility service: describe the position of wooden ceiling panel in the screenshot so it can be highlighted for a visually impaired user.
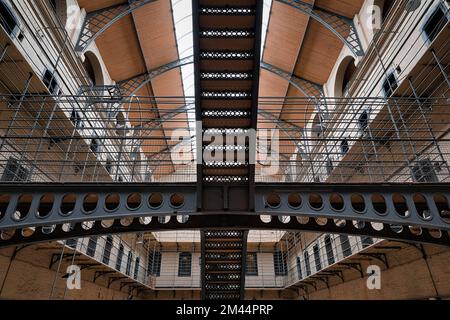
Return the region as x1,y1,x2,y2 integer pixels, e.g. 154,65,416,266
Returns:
293,20,343,85
262,0,313,72
132,1,179,69
77,0,125,13
258,69,289,123
280,85,314,128
96,17,146,81
315,0,364,19
150,68,189,137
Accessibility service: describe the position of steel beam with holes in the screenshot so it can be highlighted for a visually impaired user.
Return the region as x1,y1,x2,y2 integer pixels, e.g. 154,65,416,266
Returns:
1,183,450,247
75,0,157,52
0,183,196,230
275,0,364,56
115,57,324,99
0,213,449,248
255,183,450,231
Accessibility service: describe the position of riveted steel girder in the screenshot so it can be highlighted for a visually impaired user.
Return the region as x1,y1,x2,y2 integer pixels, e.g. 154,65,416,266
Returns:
75,0,157,52
256,183,450,231
0,183,197,230
276,0,364,56
0,183,449,248
1,212,449,248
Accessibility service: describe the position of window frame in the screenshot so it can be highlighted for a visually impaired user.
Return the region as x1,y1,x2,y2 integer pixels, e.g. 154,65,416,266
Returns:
382,71,398,98
273,251,288,276
102,235,113,265
422,3,449,45
178,252,192,277
86,236,98,257
245,252,258,276
0,0,20,37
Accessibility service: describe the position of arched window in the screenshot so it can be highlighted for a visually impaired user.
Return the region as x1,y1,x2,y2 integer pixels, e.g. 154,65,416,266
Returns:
324,235,335,265
335,56,357,97
83,51,104,86
303,251,311,276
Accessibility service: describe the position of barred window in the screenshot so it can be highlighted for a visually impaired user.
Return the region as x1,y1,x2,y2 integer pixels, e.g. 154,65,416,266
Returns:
273,251,287,276
246,252,258,276
361,236,374,248
102,236,113,264
296,257,302,279
340,234,352,257
178,252,192,277
1,157,30,182
412,159,438,182
324,235,335,265
313,244,322,272
0,1,18,35
126,251,133,276
115,243,124,271
147,251,161,277
86,237,97,257
423,5,448,43
304,251,311,276
133,257,140,280
382,72,398,97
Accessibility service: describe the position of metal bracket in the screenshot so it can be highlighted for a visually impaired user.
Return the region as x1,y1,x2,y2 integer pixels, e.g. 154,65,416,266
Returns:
360,252,389,268
120,281,137,291
108,276,127,288
310,275,329,288
276,0,364,56
75,0,157,52
321,270,344,283
301,280,317,291
338,262,364,278
94,270,116,283
49,253,76,269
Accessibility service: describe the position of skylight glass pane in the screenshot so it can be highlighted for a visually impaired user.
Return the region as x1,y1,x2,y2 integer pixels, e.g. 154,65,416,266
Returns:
261,0,273,58
172,0,196,162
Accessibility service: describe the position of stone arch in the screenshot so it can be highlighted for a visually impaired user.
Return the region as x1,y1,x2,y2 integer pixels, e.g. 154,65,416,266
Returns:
83,51,104,86
334,55,357,97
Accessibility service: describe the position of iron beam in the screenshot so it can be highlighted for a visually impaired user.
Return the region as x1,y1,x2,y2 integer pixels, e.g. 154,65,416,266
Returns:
75,0,157,52
275,0,364,56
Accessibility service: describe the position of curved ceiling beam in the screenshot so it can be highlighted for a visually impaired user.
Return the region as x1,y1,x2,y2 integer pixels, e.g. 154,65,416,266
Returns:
117,56,194,96
275,0,364,57
260,61,323,98
75,0,157,52
260,61,329,115
118,57,323,99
